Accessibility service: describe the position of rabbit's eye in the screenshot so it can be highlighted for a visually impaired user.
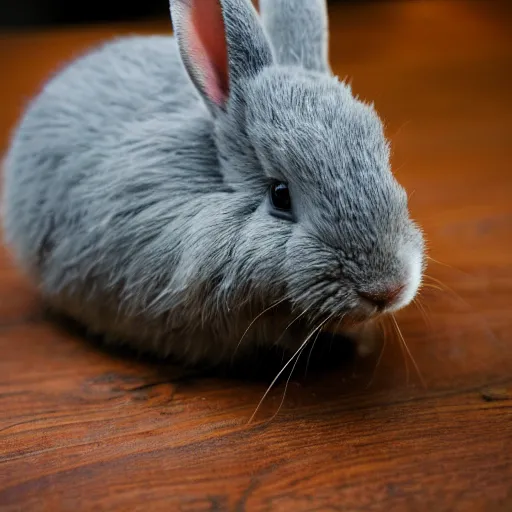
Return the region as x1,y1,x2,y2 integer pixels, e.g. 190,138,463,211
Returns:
269,182,291,212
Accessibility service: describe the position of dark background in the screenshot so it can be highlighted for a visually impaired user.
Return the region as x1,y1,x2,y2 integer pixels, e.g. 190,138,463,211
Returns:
0,0,353,28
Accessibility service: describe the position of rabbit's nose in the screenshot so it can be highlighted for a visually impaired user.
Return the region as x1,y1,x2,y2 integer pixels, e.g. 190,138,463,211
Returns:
358,284,405,311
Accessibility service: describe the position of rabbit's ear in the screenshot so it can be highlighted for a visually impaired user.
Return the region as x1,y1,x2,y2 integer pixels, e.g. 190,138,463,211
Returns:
259,0,330,74
170,0,273,110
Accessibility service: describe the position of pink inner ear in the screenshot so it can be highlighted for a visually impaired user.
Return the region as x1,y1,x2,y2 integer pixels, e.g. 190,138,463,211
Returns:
186,0,230,107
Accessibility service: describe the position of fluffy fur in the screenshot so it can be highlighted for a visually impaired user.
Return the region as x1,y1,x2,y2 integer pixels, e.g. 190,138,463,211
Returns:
1,0,424,365
259,0,330,73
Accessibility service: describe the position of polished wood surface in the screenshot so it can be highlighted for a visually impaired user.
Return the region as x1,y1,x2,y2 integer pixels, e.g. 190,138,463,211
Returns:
1,1,511,510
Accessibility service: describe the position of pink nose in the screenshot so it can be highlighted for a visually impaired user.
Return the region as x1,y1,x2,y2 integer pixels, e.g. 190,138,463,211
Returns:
358,284,405,311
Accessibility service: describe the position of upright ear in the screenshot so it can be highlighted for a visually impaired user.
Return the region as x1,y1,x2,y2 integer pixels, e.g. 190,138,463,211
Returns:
259,0,330,74
169,0,273,112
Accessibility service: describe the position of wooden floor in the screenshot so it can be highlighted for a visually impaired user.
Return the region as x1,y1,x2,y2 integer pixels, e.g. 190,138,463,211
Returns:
1,1,511,510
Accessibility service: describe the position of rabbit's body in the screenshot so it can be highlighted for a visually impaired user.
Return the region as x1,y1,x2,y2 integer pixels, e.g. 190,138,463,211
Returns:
3,36,299,362
3,0,425,366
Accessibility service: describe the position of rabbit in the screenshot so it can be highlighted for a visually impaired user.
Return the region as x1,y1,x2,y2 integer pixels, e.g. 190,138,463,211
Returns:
1,0,425,367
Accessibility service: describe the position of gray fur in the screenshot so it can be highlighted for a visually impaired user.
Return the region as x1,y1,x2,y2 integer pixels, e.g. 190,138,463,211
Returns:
1,0,424,365
259,0,330,73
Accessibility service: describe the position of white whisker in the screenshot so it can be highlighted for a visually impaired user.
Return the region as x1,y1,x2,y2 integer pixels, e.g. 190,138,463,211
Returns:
233,295,291,359
391,314,426,389
266,342,307,425
248,315,333,424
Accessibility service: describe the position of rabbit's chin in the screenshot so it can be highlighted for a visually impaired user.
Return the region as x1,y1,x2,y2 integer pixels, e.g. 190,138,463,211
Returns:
322,318,380,358
350,322,381,358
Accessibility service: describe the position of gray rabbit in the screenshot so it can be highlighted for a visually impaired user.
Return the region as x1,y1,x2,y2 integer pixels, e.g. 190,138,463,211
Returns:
1,0,425,365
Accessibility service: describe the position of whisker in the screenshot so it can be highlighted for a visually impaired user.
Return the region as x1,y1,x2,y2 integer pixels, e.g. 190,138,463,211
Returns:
331,312,347,336
392,119,412,139
424,273,476,305
414,297,432,328
366,319,387,389
424,275,465,300
304,325,323,378
418,298,433,328
248,315,333,424
266,342,307,425
427,256,468,276
327,312,347,353
421,282,445,293
427,257,502,355
389,314,410,385
427,255,499,299
391,314,427,389
233,295,291,359
424,273,501,349
274,304,313,347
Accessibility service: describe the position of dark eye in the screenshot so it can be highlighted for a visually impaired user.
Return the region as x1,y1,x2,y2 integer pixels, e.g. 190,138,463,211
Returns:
269,182,291,211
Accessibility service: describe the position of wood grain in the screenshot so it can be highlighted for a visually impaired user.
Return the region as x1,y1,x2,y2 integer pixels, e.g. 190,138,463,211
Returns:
0,1,511,510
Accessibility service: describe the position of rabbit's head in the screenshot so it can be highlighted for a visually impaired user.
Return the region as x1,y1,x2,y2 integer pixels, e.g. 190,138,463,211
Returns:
170,0,425,332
